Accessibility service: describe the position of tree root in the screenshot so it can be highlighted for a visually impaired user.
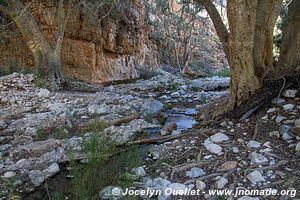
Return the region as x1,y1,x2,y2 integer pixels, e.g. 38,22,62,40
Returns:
196,73,300,126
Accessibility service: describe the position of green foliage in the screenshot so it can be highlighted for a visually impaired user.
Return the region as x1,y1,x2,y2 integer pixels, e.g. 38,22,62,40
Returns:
36,125,48,141
36,124,71,141
163,102,174,110
0,177,20,199
138,68,163,80
33,77,52,90
50,192,66,200
143,113,154,123
68,135,144,200
156,115,167,125
273,2,288,58
167,79,180,91
212,68,231,77
79,121,107,134
155,0,170,14
52,127,69,139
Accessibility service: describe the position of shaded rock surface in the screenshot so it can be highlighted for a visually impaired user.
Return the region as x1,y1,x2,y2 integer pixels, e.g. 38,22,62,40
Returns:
0,0,157,83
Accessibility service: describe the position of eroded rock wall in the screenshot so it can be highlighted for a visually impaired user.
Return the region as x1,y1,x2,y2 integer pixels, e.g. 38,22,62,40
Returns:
0,0,157,83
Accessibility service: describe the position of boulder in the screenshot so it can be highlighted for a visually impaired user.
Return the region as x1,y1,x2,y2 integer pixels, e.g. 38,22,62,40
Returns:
141,100,163,117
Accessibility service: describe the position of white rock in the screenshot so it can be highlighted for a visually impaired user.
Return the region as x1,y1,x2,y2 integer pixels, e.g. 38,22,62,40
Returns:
203,138,213,145
247,140,261,149
37,88,51,98
210,133,229,143
247,170,265,184
44,163,60,177
269,131,280,138
99,186,124,199
203,155,213,160
196,180,206,190
2,171,16,178
167,183,188,193
132,167,146,177
282,89,298,98
295,119,300,127
152,178,171,190
271,97,285,104
249,152,268,165
28,170,45,187
232,147,239,153
186,167,206,178
87,104,110,116
141,100,164,116
217,177,228,189
204,143,223,154
296,142,300,151
266,108,276,113
171,130,181,135
275,116,286,124
171,92,180,98
282,104,295,110
0,120,7,130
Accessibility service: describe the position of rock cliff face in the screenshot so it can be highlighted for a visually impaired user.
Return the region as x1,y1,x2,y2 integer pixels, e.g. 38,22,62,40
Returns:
0,0,157,83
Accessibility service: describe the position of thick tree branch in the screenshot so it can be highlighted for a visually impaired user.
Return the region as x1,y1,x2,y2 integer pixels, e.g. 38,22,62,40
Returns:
194,0,229,58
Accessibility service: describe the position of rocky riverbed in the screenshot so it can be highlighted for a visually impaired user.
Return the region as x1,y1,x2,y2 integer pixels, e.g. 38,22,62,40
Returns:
0,72,229,197
1,72,299,200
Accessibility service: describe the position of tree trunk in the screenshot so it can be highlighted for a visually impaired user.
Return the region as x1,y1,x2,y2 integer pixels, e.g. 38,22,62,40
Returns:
48,53,64,90
253,0,283,80
195,0,283,109
227,0,261,109
279,0,300,69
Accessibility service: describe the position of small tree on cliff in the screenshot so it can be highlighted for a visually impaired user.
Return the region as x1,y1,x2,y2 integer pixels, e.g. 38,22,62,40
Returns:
194,0,300,109
0,0,73,89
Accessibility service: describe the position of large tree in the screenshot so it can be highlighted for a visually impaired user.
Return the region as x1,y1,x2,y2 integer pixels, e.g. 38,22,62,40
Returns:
194,0,300,109
278,0,300,70
0,0,72,89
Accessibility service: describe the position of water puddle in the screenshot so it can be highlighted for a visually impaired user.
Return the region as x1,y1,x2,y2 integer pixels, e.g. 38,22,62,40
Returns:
166,113,196,131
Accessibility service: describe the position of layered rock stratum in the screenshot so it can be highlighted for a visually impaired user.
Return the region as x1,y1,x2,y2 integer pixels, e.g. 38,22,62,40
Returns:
0,0,157,83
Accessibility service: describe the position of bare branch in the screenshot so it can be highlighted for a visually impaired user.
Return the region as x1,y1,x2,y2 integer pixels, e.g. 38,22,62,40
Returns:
1,0,35,28
194,0,229,58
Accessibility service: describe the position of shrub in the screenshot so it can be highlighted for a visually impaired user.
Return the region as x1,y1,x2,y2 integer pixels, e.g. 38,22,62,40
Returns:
68,134,144,200
212,68,231,77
